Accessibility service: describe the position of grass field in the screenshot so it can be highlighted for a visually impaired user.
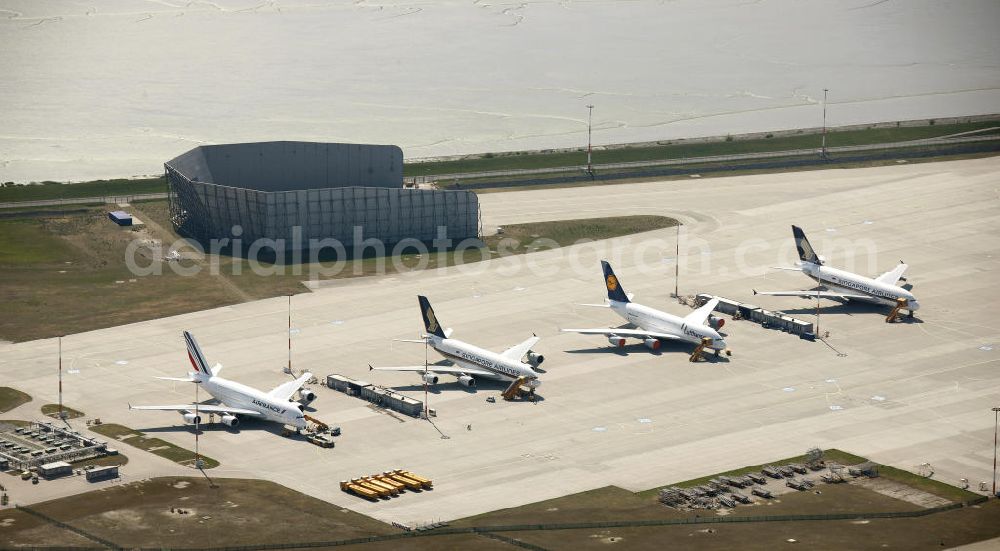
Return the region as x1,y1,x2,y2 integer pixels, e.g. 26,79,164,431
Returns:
89,423,219,469
488,501,1000,551
0,177,166,202
0,388,32,414
3,472,997,550
70,453,129,469
40,404,85,420
0,202,675,342
404,119,999,176
4,477,396,549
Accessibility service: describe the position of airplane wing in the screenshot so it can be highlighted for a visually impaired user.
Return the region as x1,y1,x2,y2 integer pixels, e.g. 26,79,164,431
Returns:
752,289,869,300
875,263,909,285
267,372,313,402
369,364,496,377
129,404,263,416
561,328,683,340
500,335,540,361
684,297,719,325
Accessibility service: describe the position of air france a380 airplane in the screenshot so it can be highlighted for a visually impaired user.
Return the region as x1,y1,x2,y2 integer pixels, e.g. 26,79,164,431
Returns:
753,225,920,316
130,331,315,430
369,296,544,389
563,261,727,353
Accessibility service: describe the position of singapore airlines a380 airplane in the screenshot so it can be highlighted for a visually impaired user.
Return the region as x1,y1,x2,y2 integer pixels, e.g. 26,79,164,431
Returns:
130,331,315,430
563,261,728,353
753,225,920,316
370,296,544,389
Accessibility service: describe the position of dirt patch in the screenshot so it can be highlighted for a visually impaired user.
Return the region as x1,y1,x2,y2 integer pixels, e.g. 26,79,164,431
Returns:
850,477,953,508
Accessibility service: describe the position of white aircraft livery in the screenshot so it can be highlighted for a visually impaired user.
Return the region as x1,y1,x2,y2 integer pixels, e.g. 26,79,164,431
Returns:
563,261,728,352
753,225,920,315
370,296,544,389
129,331,314,429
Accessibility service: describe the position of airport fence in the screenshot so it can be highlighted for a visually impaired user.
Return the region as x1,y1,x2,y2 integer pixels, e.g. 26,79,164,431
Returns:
14,505,118,549
11,496,989,551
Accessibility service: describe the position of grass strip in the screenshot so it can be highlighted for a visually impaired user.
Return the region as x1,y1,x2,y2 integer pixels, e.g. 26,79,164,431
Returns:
89,423,219,469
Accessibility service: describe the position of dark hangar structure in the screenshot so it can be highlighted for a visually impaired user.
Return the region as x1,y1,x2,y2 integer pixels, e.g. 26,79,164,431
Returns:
165,142,479,250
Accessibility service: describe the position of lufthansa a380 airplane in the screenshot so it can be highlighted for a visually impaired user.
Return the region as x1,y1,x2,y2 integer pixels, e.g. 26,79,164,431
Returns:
369,296,544,389
129,331,315,430
752,225,920,316
563,261,727,353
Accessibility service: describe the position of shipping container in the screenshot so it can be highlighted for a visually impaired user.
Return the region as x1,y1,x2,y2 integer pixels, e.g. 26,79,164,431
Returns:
86,465,119,481
38,461,72,479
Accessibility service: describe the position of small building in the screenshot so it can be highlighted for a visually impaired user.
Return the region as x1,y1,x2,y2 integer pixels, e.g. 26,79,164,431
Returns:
38,461,72,479
326,374,352,393
108,211,133,226
86,465,119,482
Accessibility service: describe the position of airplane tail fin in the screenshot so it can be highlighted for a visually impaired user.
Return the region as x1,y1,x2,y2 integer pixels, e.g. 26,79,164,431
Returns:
792,225,821,264
418,295,447,339
183,331,212,378
601,260,630,303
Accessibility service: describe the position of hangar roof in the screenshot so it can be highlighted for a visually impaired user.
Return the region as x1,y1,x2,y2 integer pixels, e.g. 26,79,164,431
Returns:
165,141,403,192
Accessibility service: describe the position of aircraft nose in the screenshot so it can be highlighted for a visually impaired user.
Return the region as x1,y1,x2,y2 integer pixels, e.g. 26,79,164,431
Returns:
713,339,727,350
527,378,542,388
907,299,920,311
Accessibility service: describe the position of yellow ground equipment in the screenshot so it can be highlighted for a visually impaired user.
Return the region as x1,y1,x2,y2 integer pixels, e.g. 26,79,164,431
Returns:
502,376,535,401
886,298,910,323
304,414,328,431
363,476,399,496
352,477,391,498
385,471,423,491
689,337,714,362
373,474,405,493
340,480,379,501
396,469,433,489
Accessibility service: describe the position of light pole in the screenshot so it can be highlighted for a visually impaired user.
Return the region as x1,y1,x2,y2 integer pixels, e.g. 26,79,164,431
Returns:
993,406,999,498
586,104,594,174
287,294,293,376
58,336,64,421
821,88,829,159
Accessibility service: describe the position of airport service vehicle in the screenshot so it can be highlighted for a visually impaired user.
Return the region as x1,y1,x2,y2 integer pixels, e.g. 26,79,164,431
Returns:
563,261,727,352
129,331,314,429
753,225,919,316
369,296,543,389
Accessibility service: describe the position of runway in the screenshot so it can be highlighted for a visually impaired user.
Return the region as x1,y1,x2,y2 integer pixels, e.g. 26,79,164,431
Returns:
1,157,998,524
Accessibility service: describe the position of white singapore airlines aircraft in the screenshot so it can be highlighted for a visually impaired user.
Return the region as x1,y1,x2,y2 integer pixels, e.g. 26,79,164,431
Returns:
130,331,315,430
563,261,727,353
369,296,544,389
753,225,920,316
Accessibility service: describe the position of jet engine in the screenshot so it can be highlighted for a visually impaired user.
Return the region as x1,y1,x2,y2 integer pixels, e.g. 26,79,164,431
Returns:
422,373,439,385
182,413,202,425
643,338,661,351
708,315,725,330
608,335,626,348
220,414,240,428
298,388,316,405
527,351,544,367
457,375,476,387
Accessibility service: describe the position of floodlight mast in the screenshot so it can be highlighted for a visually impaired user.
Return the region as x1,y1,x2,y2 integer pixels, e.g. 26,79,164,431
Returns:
58,336,64,421
821,88,829,158
586,104,595,174
993,406,1000,497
